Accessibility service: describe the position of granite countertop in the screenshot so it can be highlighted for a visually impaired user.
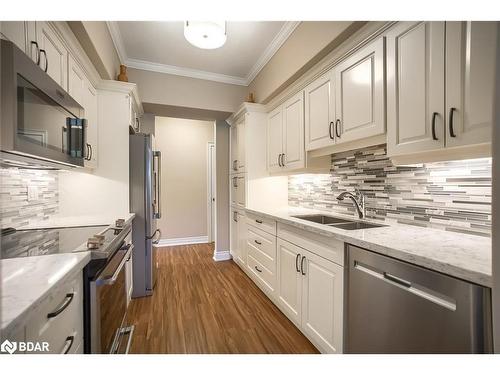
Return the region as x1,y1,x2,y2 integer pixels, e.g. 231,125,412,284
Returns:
1,252,91,337
19,213,136,230
245,206,492,287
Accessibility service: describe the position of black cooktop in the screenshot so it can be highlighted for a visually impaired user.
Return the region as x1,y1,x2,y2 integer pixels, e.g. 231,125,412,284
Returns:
1,225,108,259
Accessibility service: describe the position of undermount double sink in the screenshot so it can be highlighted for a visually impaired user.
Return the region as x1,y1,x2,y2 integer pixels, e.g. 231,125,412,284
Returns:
291,214,387,230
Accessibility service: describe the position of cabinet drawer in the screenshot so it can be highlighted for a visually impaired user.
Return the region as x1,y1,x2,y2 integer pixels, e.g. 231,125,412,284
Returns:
246,226,276,271
26,272,83,354
278,223,345,266
246,212,276,236
247,253,276,296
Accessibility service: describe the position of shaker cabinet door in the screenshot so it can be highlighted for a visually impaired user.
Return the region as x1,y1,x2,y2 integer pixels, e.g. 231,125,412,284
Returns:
267,106,283,172
386,21,446,156
282,91,305,171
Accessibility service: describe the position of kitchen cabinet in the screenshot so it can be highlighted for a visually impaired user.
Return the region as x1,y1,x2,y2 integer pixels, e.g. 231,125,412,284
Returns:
304,72,336,151
25,271,84,354
1,21,41,65
83,81,98,168
230,210,247,267
36,21,68,90
334,37,385,144
445,21,497,148
230,174,245,209
68,54,86,107
125,251,133,305
267,91,305,172
230,124,238,173
277,239,303,326
387,21,495,161
236,118,246,172
128,94,142,133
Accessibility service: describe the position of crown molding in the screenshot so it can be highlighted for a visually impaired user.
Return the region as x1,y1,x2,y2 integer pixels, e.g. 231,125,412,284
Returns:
125,58,248,86
106,21,127,64
245,21,300,85
105,21,300,86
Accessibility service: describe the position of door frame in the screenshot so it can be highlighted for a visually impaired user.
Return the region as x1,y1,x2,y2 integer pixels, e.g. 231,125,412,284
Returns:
207,142,216,243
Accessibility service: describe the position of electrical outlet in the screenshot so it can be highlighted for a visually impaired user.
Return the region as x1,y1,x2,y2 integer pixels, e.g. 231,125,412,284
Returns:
27,186,39,201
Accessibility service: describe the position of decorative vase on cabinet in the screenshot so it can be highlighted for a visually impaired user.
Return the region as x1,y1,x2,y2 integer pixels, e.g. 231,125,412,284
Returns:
117,64,129,82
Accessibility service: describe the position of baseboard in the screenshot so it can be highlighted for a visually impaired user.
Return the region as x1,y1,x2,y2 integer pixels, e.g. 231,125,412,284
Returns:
154,236,208,247
213,250,232,262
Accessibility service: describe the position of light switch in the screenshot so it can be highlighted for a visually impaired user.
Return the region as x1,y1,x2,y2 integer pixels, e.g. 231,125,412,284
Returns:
27,186,39,201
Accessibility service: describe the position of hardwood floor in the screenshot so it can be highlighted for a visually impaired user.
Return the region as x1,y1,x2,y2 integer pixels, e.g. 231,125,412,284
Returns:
125,243,318,354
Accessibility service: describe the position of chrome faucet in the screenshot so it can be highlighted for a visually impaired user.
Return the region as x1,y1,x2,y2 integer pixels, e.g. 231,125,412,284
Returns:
336,189,366,219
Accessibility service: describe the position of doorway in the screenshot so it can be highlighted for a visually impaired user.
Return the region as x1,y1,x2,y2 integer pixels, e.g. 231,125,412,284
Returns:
207,142,216,243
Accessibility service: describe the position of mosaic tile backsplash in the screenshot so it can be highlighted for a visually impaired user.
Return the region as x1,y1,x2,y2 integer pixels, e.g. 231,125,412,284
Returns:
289,145,492,237
0,168,59,229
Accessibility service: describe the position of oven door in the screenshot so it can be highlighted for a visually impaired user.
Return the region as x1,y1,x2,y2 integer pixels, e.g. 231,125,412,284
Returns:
1,39,86,168
90,244,134,354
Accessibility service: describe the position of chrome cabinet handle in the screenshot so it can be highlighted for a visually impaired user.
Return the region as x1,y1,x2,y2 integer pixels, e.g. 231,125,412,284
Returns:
254,265,263,273
40,49,48,72
61,335,74,354
431,112,439,140
449,107,457,138
47,293,74,319
335,119,341,138
295,253,301,273
300,256,306,276
30,41,40,65
254,239,262,245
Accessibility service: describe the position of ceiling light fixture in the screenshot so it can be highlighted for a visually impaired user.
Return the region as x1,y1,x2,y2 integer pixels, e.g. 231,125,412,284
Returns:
184,21,227,50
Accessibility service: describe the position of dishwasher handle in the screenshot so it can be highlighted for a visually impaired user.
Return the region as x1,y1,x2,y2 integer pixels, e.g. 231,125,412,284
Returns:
383,272,412,288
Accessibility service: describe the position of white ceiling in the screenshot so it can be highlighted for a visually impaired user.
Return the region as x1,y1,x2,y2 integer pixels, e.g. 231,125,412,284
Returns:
108,21,300,86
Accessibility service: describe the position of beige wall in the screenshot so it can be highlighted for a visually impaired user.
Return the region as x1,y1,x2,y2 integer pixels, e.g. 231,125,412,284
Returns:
68,21,121,80
128,68,247,113
155,116,214,239
248,21,365,103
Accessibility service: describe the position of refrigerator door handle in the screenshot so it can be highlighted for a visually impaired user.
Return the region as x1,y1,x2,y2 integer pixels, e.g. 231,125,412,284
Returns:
153,151,162,219
147,229,162,244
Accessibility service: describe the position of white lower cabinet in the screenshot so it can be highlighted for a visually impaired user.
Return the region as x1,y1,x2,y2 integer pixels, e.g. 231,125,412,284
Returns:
25,271,84,354
125,251,133,305
277,238,344,354
230,209,247,267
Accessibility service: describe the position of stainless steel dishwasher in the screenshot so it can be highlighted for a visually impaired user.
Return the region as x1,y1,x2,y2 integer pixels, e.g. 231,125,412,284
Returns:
346,245,493,353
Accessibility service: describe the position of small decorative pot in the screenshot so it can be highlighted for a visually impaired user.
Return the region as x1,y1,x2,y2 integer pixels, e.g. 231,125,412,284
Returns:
117,65,128,82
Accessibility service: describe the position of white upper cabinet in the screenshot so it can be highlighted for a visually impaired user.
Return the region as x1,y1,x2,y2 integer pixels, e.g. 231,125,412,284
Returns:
335,37,385,144
387,22,446,156
36,21,68,90
267,105,284,172
1,21,28,52
236,118,246,172
304,72,336,151
83,82,98,168
282,92,305,170
445,21,497,148
68,54,86,106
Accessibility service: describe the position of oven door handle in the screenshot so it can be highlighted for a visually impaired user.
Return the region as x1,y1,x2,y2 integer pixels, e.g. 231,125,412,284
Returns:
97,244,133,286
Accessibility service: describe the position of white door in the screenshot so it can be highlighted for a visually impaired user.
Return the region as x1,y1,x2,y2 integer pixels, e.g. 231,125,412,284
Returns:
230,125,238,173
386,21,446,157
68,55,86,107
236,212,247,265
267,106,283,172
301,249,344,354
276,239,303,327
445,21,497,148
236,118,246,172
207,143,215,242
230,210,239,258
1,21,27,52
304,72,336,151
236,174,245,209
83,81,98,168
335,37,385,144
282,91,305,170
36,21,68,90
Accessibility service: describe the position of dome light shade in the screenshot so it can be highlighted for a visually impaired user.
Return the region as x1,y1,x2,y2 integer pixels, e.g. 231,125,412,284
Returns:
184,21,227,49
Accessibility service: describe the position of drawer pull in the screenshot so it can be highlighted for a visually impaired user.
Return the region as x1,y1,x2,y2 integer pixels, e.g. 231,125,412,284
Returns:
254,239,262,245
62,335,74,354
255,219,263,224
254,265,263,273
300,256,306,276
47,293,74,319
295,253,301,273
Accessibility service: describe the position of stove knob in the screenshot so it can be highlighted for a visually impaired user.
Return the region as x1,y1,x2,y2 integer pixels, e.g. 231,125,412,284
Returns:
115,219,125,228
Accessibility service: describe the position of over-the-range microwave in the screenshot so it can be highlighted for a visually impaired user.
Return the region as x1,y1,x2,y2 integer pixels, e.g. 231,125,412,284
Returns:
1,39,88,169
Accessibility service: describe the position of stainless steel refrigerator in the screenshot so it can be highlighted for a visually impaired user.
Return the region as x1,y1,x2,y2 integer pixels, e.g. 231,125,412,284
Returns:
129,133,162,297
